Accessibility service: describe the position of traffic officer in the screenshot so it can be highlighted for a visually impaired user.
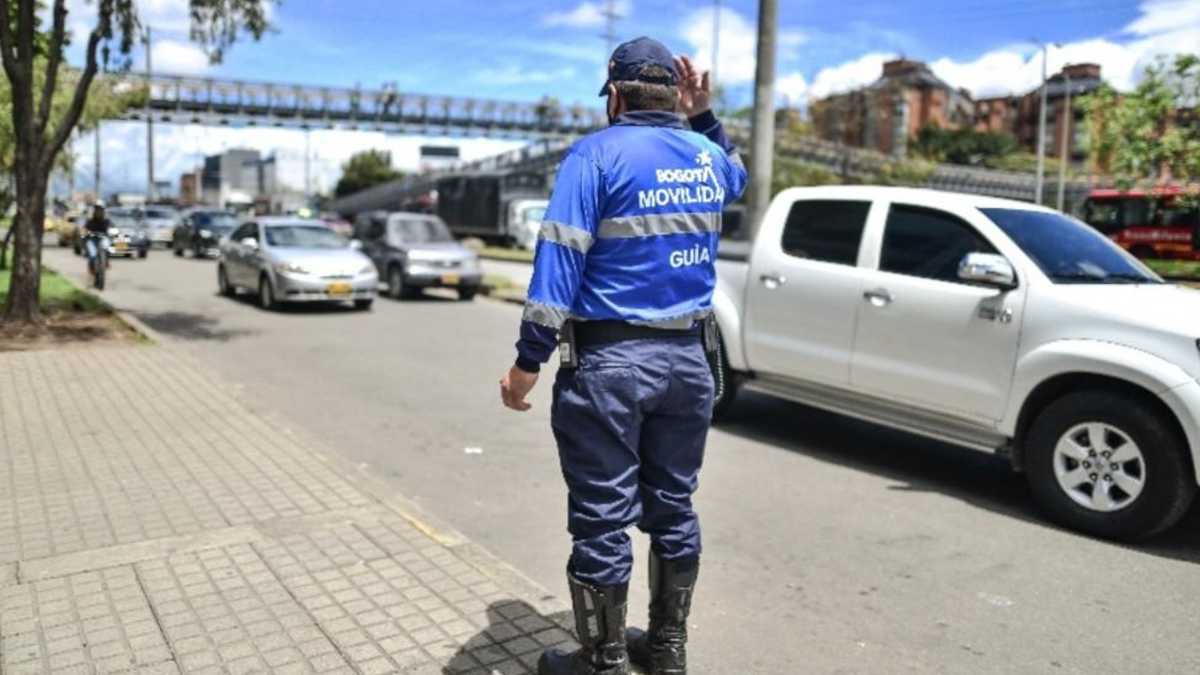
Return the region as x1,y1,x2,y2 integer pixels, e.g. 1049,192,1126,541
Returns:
499,37,746,675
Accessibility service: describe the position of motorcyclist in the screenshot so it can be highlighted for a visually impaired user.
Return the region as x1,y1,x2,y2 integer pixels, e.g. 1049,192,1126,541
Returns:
83,200,112,281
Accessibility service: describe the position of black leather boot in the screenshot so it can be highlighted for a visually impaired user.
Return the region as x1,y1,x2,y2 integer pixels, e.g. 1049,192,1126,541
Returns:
537,572,629,675
625,553,699,675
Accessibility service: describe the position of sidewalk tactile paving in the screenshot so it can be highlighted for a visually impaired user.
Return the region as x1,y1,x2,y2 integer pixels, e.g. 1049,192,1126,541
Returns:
0,566,173,674
136,544,351,674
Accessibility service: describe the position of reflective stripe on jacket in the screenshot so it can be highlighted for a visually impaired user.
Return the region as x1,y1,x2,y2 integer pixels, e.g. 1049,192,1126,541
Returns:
515,109,748,372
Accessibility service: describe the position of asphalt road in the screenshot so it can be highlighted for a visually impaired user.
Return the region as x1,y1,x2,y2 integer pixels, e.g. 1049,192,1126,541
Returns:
45,245,1200,674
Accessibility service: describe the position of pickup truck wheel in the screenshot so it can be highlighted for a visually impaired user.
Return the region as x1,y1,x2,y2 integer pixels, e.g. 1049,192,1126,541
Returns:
710,335,739,422
1025,390,1195,540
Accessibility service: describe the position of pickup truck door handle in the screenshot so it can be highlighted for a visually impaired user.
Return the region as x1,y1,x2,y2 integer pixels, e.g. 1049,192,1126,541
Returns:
759,273,787,289
863,288,893,307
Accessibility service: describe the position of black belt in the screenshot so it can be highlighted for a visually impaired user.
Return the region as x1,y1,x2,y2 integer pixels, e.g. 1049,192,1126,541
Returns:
573,320,700,349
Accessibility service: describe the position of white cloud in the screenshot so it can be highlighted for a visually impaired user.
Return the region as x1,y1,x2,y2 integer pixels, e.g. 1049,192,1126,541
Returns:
475,65,577,86
776,73,808,105
680,6,806,86
795,0,1200,102
806,52,895,99
151,40,211,75
932,0,1200,96
543,0,631,29
65,122,529,197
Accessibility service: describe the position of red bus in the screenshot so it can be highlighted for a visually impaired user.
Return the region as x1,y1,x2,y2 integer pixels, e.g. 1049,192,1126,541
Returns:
1080,187,1200,260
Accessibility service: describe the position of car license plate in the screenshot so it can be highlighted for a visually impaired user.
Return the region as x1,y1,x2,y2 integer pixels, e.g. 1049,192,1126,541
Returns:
327,282,352,297
441,273,460,285
114,241,128,251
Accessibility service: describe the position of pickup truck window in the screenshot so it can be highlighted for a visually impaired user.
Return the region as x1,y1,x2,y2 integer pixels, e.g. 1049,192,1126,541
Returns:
881,205,996,283
982,208,1162,284
780,200,870,265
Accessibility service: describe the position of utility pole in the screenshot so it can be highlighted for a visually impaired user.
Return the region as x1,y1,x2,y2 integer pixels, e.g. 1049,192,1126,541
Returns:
144,26,155,201
1056,69,1072,212
93,122,101,199
304,128,312,205
1033,39,1054,206
747,0,777,240
711,0,721,93
600,0,620,61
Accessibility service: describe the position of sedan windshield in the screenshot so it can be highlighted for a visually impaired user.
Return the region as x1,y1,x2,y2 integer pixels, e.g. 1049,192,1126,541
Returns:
265,225,347,249
982,208,1162,284
144,208,177,220
195,212,238,230
388,219,453,244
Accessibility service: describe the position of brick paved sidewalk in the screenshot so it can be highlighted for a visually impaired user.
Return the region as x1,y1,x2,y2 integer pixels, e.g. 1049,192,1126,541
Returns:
0,346,575,674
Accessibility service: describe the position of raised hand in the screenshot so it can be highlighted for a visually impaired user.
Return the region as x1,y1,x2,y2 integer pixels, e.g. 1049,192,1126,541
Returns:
675,55,712,118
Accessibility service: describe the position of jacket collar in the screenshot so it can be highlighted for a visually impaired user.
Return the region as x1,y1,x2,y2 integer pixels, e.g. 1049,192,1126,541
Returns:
612,110,687,130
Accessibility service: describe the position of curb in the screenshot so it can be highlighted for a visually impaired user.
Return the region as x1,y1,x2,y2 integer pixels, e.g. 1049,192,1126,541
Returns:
46,262,163,345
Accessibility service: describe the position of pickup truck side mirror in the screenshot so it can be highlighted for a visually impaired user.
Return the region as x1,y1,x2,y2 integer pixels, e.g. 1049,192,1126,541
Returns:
958,252,1016,290
240,237,258,250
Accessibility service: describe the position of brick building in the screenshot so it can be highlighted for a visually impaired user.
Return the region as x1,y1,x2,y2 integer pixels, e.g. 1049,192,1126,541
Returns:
810,59,975,156
812,59,1106,162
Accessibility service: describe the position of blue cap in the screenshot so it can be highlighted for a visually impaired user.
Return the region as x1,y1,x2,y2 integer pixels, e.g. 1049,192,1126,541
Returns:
599,36,679,97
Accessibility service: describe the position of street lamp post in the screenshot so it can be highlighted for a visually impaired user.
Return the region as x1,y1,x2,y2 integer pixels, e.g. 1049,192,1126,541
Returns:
1033,39,1058,206
1056,69,1072,212
144,26,155,202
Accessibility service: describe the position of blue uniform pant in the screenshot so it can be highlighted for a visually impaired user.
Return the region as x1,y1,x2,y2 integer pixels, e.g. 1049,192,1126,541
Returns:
551,336,714,587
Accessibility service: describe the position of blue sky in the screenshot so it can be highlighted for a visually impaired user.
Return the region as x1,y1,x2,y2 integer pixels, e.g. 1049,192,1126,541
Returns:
59,0,1200,194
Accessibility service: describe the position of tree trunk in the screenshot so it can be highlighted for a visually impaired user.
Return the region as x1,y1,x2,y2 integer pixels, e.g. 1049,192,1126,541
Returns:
2,171,46,323
0,225,14,270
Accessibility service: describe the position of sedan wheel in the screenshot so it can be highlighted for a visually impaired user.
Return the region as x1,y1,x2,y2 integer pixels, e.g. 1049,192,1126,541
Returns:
258,275,278,310
388,266,406,300
218,265,235,297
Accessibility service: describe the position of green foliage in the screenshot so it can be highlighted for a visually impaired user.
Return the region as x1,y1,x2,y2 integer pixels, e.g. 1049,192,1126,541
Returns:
772,157,841,195
871,157,937,186
911,124,1018,166
334,150,403,198
0,266,108,313
1079,53,1200,193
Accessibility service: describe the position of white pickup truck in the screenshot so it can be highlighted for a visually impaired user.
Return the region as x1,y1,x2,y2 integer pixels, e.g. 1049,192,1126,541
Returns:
712,186,1200,540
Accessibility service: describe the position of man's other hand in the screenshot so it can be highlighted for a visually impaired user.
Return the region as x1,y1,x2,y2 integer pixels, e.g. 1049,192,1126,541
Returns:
500,365,539,412
675,55,711,118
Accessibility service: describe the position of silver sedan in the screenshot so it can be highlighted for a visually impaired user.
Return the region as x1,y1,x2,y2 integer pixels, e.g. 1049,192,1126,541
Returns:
217,217,378,311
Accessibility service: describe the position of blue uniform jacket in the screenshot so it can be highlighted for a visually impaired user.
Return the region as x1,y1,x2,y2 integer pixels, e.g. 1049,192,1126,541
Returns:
514,109,747,372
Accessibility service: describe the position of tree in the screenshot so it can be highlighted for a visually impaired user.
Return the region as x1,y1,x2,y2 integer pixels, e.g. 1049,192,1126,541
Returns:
334,149,402,198
0,0,272,324
1080,53,1200,194
0,67,142,269
911,124,1018,166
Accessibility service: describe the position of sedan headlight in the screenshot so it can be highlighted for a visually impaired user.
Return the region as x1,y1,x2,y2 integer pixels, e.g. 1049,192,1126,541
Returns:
274,262,309,275
199,229,212,238
358,263,376,276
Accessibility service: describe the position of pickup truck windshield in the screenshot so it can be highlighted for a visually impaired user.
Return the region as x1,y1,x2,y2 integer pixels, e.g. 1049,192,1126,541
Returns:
388,219,453,244
264,225,346,249
981,208,1162,285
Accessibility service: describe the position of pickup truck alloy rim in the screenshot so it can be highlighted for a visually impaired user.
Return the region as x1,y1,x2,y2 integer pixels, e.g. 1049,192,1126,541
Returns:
1053,422,1145,512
